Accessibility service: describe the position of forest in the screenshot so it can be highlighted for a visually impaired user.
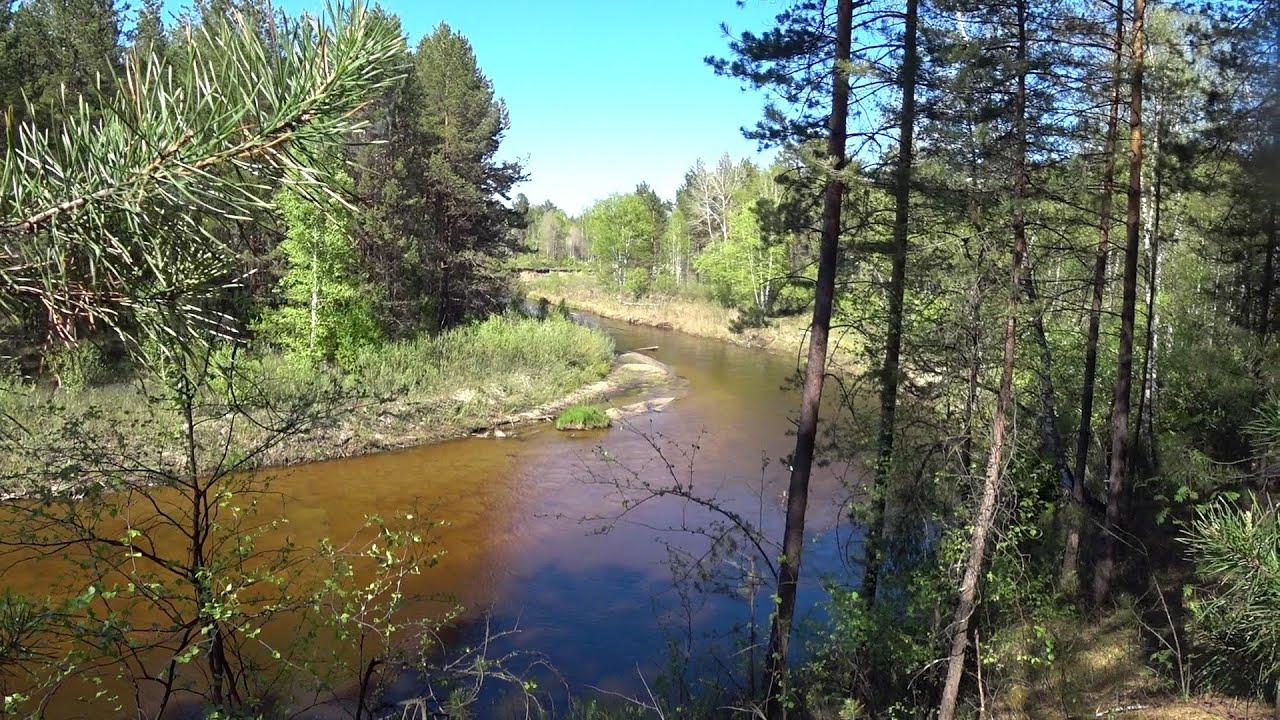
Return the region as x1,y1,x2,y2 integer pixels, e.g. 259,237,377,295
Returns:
0,0,1277,718
523,0,1279,717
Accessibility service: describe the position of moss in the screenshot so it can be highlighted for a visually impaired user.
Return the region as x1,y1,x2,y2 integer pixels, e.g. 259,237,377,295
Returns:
555,404,611,431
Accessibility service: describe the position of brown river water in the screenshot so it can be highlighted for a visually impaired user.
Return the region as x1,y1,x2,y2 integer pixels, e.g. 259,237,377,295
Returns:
5,315,858,718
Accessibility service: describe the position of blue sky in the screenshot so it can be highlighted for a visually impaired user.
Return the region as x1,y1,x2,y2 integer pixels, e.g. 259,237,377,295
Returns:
263,0,784,214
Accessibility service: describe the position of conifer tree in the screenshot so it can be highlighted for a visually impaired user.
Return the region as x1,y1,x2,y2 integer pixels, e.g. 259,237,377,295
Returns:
351,22,524,334
415,22,525,330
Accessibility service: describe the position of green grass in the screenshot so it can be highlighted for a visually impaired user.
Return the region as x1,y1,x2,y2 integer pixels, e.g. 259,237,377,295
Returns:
554,404,611,431
347,313,614,413
0,315,616,492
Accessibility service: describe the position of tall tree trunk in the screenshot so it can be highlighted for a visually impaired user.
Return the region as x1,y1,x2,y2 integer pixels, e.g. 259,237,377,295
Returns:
757,4,849,712
1261,204,1276,339
939,6,1029,716
1092,0,1146,608
1026,266,1074,494
1063,0,1125,593
864,0,920,604
763,2,852,716
1135,122,1163,475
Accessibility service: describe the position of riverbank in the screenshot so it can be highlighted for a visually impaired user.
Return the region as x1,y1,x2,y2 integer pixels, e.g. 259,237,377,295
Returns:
0,316,675,497
521,271,862,372
275,348,673,463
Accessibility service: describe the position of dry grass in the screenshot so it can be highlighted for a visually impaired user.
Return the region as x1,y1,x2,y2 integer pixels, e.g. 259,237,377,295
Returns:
1124,698,1276,720
986,608,1275,720
521,271,862,372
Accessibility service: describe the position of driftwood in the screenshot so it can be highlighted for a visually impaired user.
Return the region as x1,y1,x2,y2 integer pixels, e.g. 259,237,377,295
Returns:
628,346,659,352
606,397,675,420
512,267,582,274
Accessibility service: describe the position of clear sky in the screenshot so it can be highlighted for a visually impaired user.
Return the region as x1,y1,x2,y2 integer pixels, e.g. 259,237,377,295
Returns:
264,0,784,214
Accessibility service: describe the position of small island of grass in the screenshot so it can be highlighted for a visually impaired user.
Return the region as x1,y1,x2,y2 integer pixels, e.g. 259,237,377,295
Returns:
555,405,611,431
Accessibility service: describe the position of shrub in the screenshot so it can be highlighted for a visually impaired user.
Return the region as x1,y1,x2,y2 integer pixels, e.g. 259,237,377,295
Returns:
648,272,679,298
555,405,611,431
1184,495,1280,701
47,342,104,391
729,306,772,333
621,268,652,299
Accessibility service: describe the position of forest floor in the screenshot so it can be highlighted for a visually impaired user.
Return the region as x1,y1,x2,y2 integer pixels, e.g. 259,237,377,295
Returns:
521,271,863,373
991,607,1274,719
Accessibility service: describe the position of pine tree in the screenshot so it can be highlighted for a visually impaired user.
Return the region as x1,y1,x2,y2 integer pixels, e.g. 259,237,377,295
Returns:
130,0,167,60
1094,0,1148,607
0,1,405,350
351,22,524,334
6,0,123,126
414,22,525,330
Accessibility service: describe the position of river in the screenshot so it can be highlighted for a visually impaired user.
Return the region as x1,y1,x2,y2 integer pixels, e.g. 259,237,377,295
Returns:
6,315,859,718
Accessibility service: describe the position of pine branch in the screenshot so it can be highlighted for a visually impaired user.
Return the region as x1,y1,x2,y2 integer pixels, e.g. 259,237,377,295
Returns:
0,0,405,346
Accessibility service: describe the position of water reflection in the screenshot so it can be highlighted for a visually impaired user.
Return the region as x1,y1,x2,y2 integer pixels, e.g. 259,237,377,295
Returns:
7,315,859,717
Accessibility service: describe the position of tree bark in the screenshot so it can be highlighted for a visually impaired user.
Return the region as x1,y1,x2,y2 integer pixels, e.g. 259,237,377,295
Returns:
1026,267,1074,494
864,0,919,605
938,4,1029,717
310,244,319,354
762,3,852,717
1261,203,1276,339
1093,0,1146,608
1063,0,1125,593
757,2,849,712
1135,121,1163,475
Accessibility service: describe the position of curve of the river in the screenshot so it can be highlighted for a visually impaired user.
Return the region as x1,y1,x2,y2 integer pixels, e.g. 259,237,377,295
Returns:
344,315,860,713
10,315,861,718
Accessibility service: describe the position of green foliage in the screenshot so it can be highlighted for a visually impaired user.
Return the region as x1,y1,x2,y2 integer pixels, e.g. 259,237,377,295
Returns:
521,201,586,264
254,185,382,366
351,21,523,334
694,196,786,313
586,193,658,293
0,0,405,350
802,576,943,717
0,0,122,128
0,316,614,499
561,157,806,319
1184,495,1280,699
555,405,611,431
729,306,772,333
348,314,613,408
45,341,104,391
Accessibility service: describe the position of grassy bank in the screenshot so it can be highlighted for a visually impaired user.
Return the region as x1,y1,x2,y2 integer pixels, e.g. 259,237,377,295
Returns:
348,313,614,419
521,272,862,371
0,315,616,494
